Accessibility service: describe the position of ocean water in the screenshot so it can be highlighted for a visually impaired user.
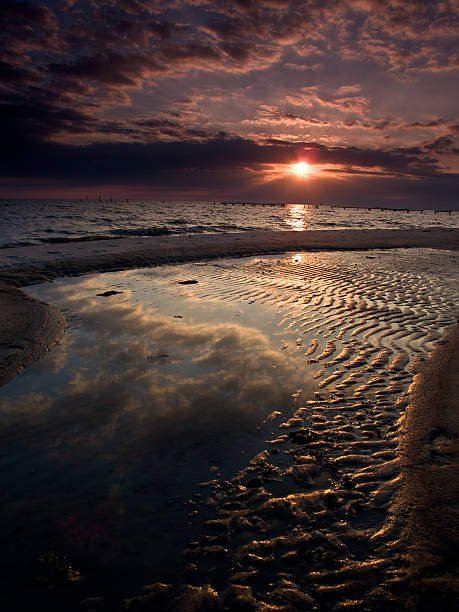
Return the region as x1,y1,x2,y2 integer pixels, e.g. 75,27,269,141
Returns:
0,199,457,248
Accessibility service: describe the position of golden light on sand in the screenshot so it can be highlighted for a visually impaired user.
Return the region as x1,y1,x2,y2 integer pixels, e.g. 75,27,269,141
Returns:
293,161,309,177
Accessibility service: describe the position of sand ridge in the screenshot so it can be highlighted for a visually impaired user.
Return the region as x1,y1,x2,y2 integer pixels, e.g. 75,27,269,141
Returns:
0,283,66,387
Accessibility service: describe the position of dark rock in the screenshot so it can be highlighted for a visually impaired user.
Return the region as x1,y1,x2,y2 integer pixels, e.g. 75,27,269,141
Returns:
96,290,123,296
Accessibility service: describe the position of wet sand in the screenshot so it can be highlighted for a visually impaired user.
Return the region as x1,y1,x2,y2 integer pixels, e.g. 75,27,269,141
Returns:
0,284,66,387
0,230,458,610
0,228,458,287
394,323,459,608
0,228,457,388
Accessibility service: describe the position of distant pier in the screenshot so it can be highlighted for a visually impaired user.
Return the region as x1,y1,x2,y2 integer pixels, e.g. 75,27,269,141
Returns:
78,197,455,215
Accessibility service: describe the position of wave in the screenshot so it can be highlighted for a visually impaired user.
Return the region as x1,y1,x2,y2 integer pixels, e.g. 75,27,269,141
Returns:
110,227,173,237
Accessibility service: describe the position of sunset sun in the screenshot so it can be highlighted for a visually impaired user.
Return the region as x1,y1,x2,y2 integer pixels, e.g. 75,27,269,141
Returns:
293,161,309,177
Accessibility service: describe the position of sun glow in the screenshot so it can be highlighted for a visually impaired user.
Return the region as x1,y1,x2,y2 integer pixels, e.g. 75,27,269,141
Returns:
293,161,309,177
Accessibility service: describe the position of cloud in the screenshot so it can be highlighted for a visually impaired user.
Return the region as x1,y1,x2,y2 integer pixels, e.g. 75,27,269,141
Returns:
0,0,457,202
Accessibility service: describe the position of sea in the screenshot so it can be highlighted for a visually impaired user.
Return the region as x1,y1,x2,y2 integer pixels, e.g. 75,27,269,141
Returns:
0,199,457,248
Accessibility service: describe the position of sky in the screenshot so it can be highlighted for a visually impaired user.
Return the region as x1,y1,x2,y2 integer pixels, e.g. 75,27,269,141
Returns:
1,0,458,207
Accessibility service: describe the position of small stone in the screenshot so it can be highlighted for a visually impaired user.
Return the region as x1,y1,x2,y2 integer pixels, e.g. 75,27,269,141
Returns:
96,290,123,297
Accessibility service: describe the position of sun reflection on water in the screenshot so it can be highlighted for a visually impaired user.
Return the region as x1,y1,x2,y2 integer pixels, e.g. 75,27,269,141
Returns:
284,203,313,231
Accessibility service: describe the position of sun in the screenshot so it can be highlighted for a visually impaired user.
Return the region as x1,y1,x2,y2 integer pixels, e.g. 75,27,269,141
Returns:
293,161,309,177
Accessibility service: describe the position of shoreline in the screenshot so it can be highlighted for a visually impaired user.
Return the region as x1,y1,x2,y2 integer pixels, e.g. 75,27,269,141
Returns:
1,228,457,389
0,228,458,607
0,228,458,287
0,284,66,387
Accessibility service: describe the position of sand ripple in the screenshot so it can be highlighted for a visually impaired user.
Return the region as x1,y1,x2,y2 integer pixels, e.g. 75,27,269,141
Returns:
155,249,459,610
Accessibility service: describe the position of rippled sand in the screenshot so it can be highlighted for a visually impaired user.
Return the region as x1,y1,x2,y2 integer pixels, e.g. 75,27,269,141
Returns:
0,246,458,611
142,249,457,610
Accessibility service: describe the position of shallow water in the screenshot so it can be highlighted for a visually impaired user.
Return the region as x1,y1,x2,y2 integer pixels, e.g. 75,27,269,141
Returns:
0,249,458,610
0,199,457,247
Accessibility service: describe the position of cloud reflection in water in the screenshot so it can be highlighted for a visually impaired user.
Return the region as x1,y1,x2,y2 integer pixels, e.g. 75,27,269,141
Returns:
0,271,312,590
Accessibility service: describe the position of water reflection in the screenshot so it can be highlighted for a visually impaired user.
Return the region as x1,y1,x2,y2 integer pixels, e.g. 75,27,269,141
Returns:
284,203,313,231
0,268,313,604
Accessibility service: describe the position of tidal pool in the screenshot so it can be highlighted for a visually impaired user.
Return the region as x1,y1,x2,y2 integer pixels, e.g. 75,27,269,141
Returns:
0,249,457,611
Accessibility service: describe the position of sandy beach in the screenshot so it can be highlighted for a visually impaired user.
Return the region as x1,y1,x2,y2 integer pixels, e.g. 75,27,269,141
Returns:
1,228,457,386
0,228,458,611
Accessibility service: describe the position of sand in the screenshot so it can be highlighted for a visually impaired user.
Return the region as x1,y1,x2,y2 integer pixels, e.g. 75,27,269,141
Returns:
0,228,458,610
0,227,456,391
0,283,66,387
0,228,458,287
394,323,459,607
1,228,455,390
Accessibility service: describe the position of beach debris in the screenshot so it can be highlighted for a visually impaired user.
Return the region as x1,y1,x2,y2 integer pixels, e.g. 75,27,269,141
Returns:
96,290,123,297
178,279,198,285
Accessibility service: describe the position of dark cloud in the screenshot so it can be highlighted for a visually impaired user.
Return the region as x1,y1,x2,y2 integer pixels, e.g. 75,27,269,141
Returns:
49,52,166,86
423,136,458,154
0,0,458,203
